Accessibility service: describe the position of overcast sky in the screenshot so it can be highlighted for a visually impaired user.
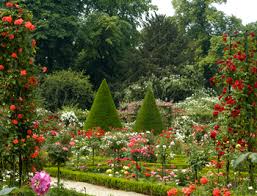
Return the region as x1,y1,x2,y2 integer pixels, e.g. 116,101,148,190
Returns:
152,0,257,25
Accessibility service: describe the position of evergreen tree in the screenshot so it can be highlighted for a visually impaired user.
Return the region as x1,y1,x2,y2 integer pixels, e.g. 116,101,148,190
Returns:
134,87,164,134
84,80,122,131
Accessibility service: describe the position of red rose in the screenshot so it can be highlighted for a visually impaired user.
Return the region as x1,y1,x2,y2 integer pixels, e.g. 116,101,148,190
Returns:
27,129,33,135
13,139,19,144
14,18,24,25
214,125,219,130
11,53,17,58
5,2,14,7
200,177,208,185
210,130,217,139
167,188,178,196
17,114,23,119
10,104,16,111
20,69,27,76
12,119,18,125
9,34,14,40
213,188,221,196
25,21,35,31
0,65,4,71
2,16,12,23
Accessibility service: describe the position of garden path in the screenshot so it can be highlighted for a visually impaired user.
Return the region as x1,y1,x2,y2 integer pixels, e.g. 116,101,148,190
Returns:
51,177,148,196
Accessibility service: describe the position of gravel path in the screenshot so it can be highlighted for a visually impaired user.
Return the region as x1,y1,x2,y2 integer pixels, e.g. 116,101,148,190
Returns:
51,177,147,196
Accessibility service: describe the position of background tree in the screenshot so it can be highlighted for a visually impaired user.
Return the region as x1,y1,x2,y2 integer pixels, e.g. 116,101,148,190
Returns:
24,0,87,71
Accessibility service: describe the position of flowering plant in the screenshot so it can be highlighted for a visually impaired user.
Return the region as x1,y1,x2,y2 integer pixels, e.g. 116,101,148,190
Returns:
31,171,51,196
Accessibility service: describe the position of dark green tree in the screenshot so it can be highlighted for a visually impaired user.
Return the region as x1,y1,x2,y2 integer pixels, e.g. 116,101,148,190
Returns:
84,79,122,131
75,13,133,88
24,0,87,71
134,87,164,134
83,0,154,25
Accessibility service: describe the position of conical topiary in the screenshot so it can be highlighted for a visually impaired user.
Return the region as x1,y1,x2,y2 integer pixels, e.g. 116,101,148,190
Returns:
134,87,164,134
84,79,122,131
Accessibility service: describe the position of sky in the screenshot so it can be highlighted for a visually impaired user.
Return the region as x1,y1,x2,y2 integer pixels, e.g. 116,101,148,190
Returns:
152,0,257,25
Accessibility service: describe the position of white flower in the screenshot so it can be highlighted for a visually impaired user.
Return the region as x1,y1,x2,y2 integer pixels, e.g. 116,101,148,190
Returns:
248,186,253,190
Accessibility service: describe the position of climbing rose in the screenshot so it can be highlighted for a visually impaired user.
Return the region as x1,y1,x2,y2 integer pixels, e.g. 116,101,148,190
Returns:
31,171,51,196
14,18,24,25
25,21,35,31
167,188,178,196
2,16,12,23
0,65,4,71
200,177,208,185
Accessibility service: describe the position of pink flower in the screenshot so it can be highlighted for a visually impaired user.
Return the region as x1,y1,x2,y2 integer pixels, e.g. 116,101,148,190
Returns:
69,141,75,146
31,171,51,196
62,147,69,151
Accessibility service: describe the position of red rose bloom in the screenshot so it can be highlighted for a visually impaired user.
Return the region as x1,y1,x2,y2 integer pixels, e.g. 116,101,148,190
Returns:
167,188,178,196
13,139,19,144
5,2,14,7
0,65,4,71
10,104,16,111
213,188,221,196
25,21,35,31
200,177,208,185
12,119,18,125
9,34,14,40
11,53,17,58
2,16,12,23
17,114,23,119
14,18,24,25
210,130,217,139
20,69,27,76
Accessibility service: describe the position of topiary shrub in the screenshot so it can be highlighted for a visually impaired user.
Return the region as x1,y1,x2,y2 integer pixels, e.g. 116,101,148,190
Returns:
134,87,164,134
84,79,122,131
40,70,94,111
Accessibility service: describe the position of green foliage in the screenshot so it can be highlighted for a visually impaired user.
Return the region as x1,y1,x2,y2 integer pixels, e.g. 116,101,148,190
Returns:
24,0,86,70
46,167,172,196
40,70,94,111
84,80,122,131
134,87,164,134
75,13,133,88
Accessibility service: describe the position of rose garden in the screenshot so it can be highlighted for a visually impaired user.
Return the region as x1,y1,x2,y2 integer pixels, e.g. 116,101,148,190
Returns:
0,1,257,196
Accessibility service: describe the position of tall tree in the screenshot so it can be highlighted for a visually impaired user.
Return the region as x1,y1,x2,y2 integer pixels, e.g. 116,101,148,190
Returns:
75,13,133,88
23,0,87,71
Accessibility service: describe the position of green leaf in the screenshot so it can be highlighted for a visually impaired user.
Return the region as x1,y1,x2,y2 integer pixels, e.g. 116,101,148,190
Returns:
0,187,17,195
232,152,251,168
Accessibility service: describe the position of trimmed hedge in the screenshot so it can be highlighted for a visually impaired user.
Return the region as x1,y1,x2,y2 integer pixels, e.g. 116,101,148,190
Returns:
45,167,173,196
84,79,122,131
134,87,164,134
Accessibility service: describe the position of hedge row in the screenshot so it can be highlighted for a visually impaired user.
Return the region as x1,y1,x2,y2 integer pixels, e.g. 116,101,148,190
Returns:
45,167,173,196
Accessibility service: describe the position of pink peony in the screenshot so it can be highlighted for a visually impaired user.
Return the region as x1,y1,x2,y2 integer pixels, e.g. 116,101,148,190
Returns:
31,171,51,196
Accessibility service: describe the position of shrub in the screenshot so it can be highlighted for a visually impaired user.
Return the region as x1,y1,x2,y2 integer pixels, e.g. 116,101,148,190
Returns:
134,87,164,134
40,70,94,111
84,79,122,131
45,167,173,196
